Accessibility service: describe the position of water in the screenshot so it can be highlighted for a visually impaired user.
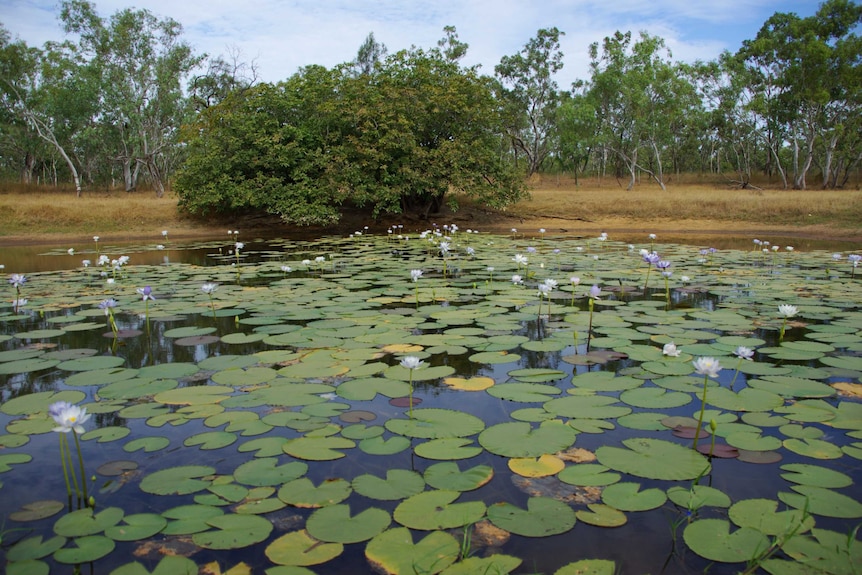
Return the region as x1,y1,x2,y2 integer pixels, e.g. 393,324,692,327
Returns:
0,232,860,574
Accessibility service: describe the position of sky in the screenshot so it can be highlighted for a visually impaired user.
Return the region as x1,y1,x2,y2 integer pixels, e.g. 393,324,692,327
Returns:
2,0,823,89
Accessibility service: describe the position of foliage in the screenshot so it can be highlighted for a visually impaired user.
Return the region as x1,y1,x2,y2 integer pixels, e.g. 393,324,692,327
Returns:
176,40,526,224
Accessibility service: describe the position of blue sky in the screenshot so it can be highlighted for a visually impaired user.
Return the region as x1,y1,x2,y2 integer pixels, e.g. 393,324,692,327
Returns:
2,0,822,88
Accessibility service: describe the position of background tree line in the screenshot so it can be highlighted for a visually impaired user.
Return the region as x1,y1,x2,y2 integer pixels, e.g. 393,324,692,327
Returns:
0,0,859,223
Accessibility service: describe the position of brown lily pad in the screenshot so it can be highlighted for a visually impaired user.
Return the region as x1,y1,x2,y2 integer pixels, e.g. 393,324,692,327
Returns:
697,443,739,458
389,397,423,408
339,410,377,423
736,449,783,464
672,426,710,439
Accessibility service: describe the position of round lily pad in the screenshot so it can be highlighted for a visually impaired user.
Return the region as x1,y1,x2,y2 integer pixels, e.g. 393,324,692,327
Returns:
601,482,667,512
424,462,494,492
479,421,576,458
683,519,770,563
596,438,710,481
265,530,343,566
487,496,576,537
139,465,214,495
192,513,273,549
9,500,65,522
277,478,352,508
385,408,485,439
306,504,391,543
352,469,426,501
394,490,486,531
365,527,458,575
53,535,115,564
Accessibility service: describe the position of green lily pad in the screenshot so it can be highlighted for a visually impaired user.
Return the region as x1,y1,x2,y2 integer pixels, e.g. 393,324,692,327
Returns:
139,465,214,495
782,437,844,459
8,500,65,522
575,503,627,527
487,383,562,403
124,436,170,453
359,435,412,455
161,504,224,535
558,464,621,487
352,469,426,501
53,535,115,564
487,496,576,537
192,513,273,549
543,395,631,419
683,519,770,563
108,556,198,575
424,462,494,492
619,387,691,409
394,490,486,530
234,458,307,487
104,513,168,541
306,504,391,543
728,498,815,536
414,438,483,460
0,452,32,472
6,534,66,561
554,559,617,575
479,421,576,457
265,530,344,566
780,463,853,488
601,482,667,512
53,507,124,537
439,555,522,575
183,431,237,450
277,478,352,508
667,485,731,509
365,527,458,575
778,485,862,518
0,390,86,416
282,436,355,460
386,408,485,439
596,438,710,480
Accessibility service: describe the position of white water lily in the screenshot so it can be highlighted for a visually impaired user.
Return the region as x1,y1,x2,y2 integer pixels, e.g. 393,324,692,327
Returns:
662,342,681,357
692,357,722,378
734,346,755,360
49,401,91,434
201,283,218,294
778,304,798,318
399,356,424,370
410,269,423,282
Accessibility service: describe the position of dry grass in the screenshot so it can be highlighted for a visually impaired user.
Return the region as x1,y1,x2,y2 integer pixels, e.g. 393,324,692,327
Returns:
515,175,862,228
1,177,861,245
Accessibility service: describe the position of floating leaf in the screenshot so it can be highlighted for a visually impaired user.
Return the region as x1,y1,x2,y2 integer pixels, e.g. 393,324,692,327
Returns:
6,534,66,561
601,482,667,512
53,535,115,564
385,408,485,439
778,485,862,518
352,469,426,501
487,497,576,537
509,454,565,477
596,438,710,481
683,519,770,563
479,421,576,457
105,513,167,541
727,499,814,536
575,503,627,527
265,530,343,566
306,504,390,543
282,436,355,461
234,458,307,486
394,490,486,531
554,559,617,575
277,478,352,508
365,527,458,575
192,514,273,549
424,462,494,492
140,465,214,495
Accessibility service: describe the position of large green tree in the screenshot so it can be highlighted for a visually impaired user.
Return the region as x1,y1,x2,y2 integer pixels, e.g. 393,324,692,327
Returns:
738,0,862,189
176,37,525,224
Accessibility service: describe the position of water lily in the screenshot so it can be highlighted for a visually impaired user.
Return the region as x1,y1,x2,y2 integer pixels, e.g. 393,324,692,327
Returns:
511,274,523,285
202,283,219,317
281,265,292,276
778,304,798,342
692,357,721,451
9,273,25,288
162,230,168,239
99,298,119,334
663,342,681,357
49,401,91,506
513,254,528,271
410,269,423,282
400,356,424,418
729,346,755,390
137,286,155,326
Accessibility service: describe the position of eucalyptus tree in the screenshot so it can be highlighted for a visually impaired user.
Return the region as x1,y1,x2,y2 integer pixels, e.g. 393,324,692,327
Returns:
554,90,598,185
585,31,699,190
494,27,565,176
351,32,388,77
60,0,203,196
0,25,97,195
738,0,862,189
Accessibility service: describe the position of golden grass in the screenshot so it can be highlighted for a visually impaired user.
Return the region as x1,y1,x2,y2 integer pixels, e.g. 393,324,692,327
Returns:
1,177,860,244
512,176,862,229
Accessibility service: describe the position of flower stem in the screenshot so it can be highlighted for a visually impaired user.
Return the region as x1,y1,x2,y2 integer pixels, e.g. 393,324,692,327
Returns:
72,431,89,503
693,374,709,452
58,434,74,506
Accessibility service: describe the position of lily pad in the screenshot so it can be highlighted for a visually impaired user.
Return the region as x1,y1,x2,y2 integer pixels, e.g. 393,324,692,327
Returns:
385,408,485,439
424,462,494,492
306,504,391,543
394,490,486,531
352,469,426,501
192,513,273,549
140,465,215,495
596,438,710,481
683,519,770,563
277,478,352,508
479,421,576,457
601,482,667,512
365,527,458,575
487,497,576,537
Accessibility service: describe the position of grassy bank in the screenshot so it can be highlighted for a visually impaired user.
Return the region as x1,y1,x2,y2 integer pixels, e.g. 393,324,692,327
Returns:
1,178,861,244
